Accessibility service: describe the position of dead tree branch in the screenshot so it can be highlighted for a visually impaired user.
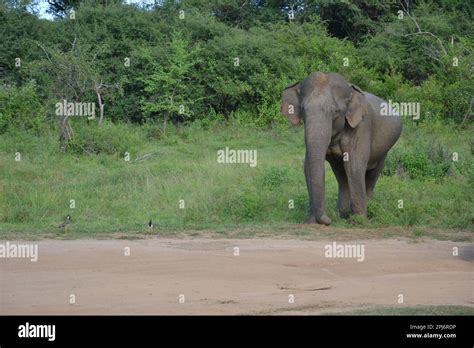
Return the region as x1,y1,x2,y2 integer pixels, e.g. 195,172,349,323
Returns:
398,0,447,57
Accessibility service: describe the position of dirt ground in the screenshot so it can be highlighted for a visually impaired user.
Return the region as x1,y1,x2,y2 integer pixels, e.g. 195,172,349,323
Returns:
1,237,472,314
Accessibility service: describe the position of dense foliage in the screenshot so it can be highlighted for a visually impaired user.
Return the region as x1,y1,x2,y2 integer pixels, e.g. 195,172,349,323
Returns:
0,1,473,232
1,0,472,132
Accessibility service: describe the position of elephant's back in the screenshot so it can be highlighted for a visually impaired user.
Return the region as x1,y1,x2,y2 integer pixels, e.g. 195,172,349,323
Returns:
364,92,403,159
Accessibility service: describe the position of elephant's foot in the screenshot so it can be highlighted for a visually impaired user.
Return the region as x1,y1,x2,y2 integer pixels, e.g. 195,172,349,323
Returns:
316,214,332,225
338,210,351,219
352,208,368,217
337,204,351,219
306,214,331,225
351,202,368,217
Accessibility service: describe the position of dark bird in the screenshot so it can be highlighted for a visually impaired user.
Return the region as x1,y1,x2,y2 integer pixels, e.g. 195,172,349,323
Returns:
147,219,153,234
59,214,71,233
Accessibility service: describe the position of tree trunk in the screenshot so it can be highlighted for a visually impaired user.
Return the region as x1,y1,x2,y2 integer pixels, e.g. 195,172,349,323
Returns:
59,115,74,152
96,85,105,125
163,113,168,135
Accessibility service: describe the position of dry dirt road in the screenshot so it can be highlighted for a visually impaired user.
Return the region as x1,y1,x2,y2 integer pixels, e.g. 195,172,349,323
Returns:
1,238,472,314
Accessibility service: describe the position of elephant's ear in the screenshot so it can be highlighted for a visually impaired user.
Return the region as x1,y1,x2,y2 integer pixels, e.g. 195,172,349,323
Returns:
281,82,301,125
345,85,367,128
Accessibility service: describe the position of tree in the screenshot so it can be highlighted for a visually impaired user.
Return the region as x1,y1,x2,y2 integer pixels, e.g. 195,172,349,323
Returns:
33,37,120,149
140,31,203,133
46,0,125,17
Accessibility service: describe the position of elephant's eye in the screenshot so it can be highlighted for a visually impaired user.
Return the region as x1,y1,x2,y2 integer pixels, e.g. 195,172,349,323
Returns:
335,108,340,113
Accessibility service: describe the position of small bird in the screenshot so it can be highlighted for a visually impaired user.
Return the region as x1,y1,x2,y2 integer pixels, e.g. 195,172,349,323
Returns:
59,214,71,233
147,219,153,234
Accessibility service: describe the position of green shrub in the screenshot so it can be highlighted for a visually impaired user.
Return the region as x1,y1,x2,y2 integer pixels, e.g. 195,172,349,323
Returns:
463,158,474,184
221,189,262,222
400,152,432,179
66,121,143,156
240,191,260,220
384,143,452,180
260,166,290,191
0,83,45,134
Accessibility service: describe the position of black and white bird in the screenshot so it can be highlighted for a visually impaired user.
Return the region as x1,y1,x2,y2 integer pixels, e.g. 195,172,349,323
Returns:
59,214,71,233
147,219,154,234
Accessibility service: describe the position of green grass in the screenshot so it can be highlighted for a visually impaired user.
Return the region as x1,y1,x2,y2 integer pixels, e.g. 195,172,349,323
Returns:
257,303,474,315
332,305,474,315
0,120,472,239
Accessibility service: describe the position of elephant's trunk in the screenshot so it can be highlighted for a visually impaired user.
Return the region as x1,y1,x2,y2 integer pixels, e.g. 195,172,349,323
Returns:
304,114,332,225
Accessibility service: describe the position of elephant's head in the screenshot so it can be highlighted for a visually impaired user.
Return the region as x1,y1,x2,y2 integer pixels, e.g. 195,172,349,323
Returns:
280,72,367,129
280,72,368,224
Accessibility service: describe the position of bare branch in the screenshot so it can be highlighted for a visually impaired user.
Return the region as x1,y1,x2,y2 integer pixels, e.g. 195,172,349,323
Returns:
34,41,53,65
398,0,447,57
133,152,160,162
421,46,442,62
460,98,473,128
71,34,77,51
400,0,420,32
402,32,447,56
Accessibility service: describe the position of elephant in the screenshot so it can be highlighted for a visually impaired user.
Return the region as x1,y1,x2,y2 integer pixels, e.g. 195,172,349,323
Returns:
281,72,402,225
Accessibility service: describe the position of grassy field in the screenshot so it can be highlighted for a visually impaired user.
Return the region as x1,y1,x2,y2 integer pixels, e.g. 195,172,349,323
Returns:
0,119,472,239
259,305,474,315
332,305,474,315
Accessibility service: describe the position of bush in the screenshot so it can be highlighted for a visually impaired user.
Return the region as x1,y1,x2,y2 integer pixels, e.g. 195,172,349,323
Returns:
0,83,45,134
384,143,452,180
400,152,432,179
66,121,143,156
260,166,290,191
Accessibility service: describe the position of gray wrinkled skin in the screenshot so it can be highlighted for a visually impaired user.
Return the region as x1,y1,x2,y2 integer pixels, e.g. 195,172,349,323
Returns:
281,72,402,225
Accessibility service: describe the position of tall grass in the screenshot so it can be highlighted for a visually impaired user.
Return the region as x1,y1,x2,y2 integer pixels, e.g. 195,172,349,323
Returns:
0,119,472,237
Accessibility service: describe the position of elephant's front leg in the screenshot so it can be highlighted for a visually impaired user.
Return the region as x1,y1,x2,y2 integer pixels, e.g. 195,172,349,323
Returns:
343,152,369,217
304,154,316,223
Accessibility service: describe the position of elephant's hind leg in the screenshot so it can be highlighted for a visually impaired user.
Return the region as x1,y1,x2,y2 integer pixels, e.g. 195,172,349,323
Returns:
329,159,351,218
365,155,386,198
